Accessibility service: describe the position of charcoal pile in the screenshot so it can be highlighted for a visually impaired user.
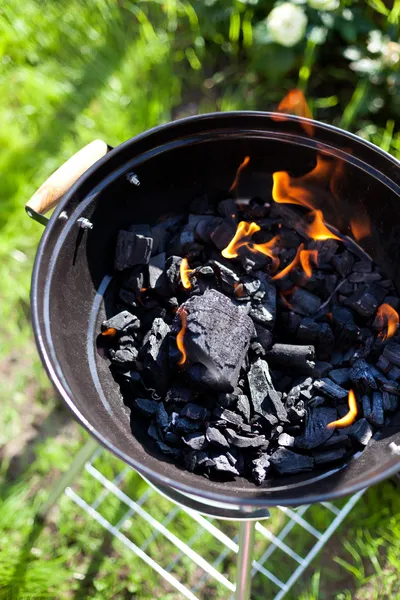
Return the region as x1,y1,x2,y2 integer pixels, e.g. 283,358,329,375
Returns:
100,175,400,485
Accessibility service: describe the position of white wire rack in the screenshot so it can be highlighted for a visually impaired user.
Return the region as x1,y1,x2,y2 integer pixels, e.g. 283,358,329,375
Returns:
62,446,365,599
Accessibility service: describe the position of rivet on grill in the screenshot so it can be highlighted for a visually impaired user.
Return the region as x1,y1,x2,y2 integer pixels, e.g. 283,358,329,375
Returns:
126,172,140,186
77,217,93,230
389,442,400,456
59,211,68,221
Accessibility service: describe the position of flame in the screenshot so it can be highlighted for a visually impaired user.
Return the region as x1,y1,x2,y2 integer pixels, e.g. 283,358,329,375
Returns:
248,235,281,271
350,215,371,241
101,327,117,337
376,303,399,341
230,156,250,192
272,243,318,281
221,221,261,259
234,282,246,298
307,210,341,241
279,288,296,311
176,308,187,366
272,89,314,136
180,257,194,289
327,389,358,429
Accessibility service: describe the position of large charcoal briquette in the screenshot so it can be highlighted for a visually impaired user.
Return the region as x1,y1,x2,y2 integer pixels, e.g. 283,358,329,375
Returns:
270,448,314,475
296,407,337,449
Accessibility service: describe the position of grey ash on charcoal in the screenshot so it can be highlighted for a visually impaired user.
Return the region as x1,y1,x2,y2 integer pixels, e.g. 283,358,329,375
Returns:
100,188,400,484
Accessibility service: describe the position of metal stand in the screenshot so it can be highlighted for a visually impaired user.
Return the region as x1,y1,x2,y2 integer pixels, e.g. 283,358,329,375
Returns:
235,520,256,600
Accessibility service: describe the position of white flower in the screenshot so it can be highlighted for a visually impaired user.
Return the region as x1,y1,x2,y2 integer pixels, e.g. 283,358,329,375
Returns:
308,0,340,10
266,3,307,47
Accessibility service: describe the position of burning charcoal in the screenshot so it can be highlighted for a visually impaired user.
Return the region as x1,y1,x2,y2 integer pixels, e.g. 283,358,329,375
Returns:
332,250,355,277
164,387,192,405
265,343,315,371
289,288,322,317
296,407,336,449
139,318,170,394
174,417,200,434
133,398,158,418
109,346,138,367
123,266,145,293
156,441,181,459
148,421,163,443
313,378,348,401
350,359,377,393
178,289,253,392
165,431,181,446
388,366,400,381
102,310,140,334
225,429,267,448
329,368,351,387
156,402,169,430
269,204,309,239
278,433,295,447
206,427,229,448
210,220,236,250
313,448,346,465
344,285,387,318
148,253,166,290
383,343,400,367
270,448,314,475
348,418,373,446
183,432,207,451
236,395,251,422
213,407,244,428
251,455,271,485
311,239,339,263
180,403,209,421
248,359,288,423
362,395,371,420
115,230,153,270
370,391,384,426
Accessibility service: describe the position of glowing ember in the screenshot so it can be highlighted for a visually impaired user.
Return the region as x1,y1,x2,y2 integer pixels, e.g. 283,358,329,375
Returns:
101,327,117,337
350,215,371,241
327,389,358,429
376,303,399,341
180,257,194,289
272,243,318,281
229,156,250,192
307,210,341,241
272,89,314,137
221,221,261,259
176,308,187,366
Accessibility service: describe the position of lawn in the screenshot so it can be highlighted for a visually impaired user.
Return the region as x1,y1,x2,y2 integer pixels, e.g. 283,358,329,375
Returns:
0,0,400,598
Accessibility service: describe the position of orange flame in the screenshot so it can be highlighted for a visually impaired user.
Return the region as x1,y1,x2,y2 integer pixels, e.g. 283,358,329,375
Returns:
272,89,314,136
221,221,261,259
272,243,318,281
248,235,281,271
101,327,117,337
350,215,371,242
327,389,358,429
180,257,194,289
376,303,399,341
176,308,187,366
307,210,341,241
230,156,250,192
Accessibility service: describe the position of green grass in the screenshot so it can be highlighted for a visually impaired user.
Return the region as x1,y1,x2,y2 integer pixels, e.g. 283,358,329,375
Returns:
1,0,400,598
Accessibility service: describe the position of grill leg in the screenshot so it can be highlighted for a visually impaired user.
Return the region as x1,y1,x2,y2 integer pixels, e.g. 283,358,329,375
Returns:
235,519,256,600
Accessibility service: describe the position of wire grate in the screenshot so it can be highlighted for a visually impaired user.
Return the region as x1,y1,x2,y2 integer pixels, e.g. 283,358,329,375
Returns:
64,448,364,599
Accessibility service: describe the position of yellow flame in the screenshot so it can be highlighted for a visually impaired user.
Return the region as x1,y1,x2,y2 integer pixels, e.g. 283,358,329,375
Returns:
327,389,358,429
230,156,250,192
376,303,399,341
307,210,341,241
221,221,260,259
176,308,187,366
180,257,194,289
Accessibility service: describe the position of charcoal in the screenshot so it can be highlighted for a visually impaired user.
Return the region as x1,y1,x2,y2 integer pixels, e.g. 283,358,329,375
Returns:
251,454,271,484
296,407,336,449
383,343,400,367
118,288,137,309
190,194,215,214
109,346,138,367
249,272,276,329
297,319,334,357
349,272,381,284
344,285,387,318
210,260,240,293
197,451,216,468
164,387,192,405
218,392,238,409
287,377,313,402
278,433,295,447
313,448,346,465
174,417,200,434
382,381,400,396
270,448,314,475
115,230,153,270
370,391,384,426
133,398,158,418
250,341,266,357
218,198,237,218
306,361,332,377
319,433,350,449
389,394,399,411
350,359,377,393
177,289,253,392
362,395,371,420
212,454,239,476
148,253,166,290
206,427,229,448
213,407,244,428
183,432,207,451
160,256,183,295
183,451,198,472
388,366,400,381
331,307,361,343
139,318,170,394
289,288,322,317
353,260,372,273
332,250,355,277
102,310,140,333
180,403,209,421
148,421,163,443
254,324,273,351
287,404,307,422
164,431,181,446
308,395,326,408
119,334,136,348
265,343,315,371
329,368,351,387
269,204,309,238
210,220,236,250
348,418,373,445
248,359,288,423
156,441,181,459
156,402,169,430
123,266,146,293
195,217,222,244
313,378,348,401
225,428,267,448
311,239,339,263
236,395,251,422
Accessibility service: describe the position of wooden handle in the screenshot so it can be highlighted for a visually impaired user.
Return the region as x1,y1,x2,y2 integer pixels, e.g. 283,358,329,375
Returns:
26,139,108,216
